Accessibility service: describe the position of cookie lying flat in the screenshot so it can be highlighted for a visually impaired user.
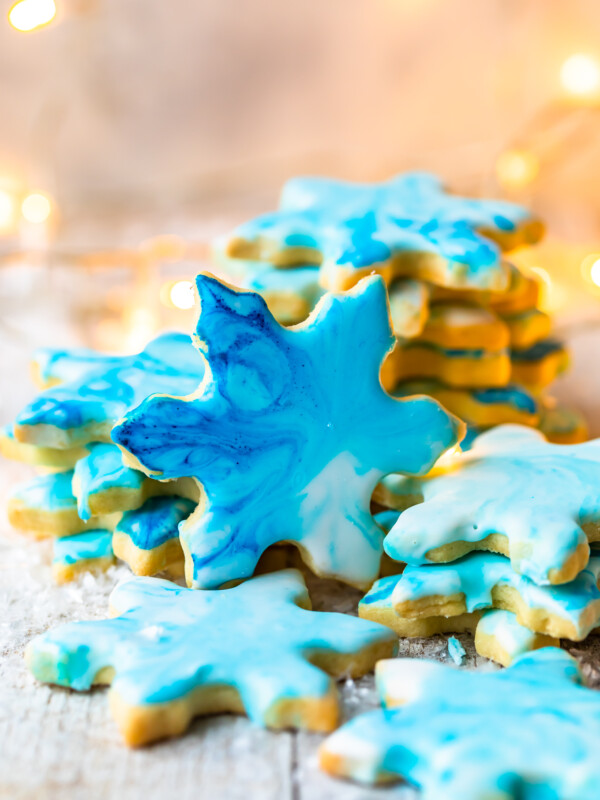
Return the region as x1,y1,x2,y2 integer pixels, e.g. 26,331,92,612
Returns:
112,495,196,577
416,303,509,351
114,274,461,590
431,262,540,315
474,608,558,667
539,401,588,444
52,530,115,584
72,442,199,520
8,470,119,538
26,569,397,746
502,307,551,349
382,341,510,390
510,338,569,391
386,279,430,338
384,425,600,585
14,332,204,449
236,263,323,326
320,648,600,800
223,173,541,292
393,381,540,427
0,425,86,469
359,550,600,640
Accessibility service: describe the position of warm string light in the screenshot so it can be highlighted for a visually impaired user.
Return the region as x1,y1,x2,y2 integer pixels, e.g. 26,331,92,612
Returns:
560,53,600,97
8,0,56,31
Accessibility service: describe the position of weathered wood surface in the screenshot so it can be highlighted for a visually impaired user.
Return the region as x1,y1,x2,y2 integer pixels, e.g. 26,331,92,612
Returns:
3,317,600,799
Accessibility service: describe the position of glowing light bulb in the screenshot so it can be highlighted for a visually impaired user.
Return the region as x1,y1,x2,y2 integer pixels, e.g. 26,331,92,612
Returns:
169,280,195,310
496,149,539,190
590,259,600,288
8,0,56,32
21,192,52,224
560,54,600,96
0,190,15,230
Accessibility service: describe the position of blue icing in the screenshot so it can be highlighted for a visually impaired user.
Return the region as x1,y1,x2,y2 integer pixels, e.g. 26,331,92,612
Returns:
373,510,401,534
384,425,600,585
15,333,205,444
12,470,76,511
322,648,600,799
227,173,537,290
53,530,114,565
33,347,124,387
113,274,461,590
510,338,565,362
26,570,397,730
477,609,550,661
447,636,466,665
116,496,195,551
471,385,537,413
74,443,146,521
365,549,600,638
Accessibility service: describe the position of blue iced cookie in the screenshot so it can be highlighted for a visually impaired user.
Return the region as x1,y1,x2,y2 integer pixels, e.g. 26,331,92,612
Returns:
321,648,600,799
359,549,600,640
223,173,542,291
0,424,87,469
14,332,204,449
7,470,119,538
113,273,462,590
510,338,569,391
112,495,196,578
384,425,600,585
474,608,558,667
52,530,115,584
25,569,397,746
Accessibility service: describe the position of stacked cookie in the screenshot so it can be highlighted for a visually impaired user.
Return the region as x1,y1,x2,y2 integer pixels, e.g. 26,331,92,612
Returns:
216,172,585,445
2,333,203,582
364,424,600,667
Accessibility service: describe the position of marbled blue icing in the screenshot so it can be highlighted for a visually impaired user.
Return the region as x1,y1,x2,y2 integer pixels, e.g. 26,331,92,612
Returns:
53,530,114,565
26,570,397,725
74,443,146,520
12,470,77,511
384,425,600,585
362,549,600,638
113,274,461,589
510,338,566,362
115,496,195,551
15,333,205,445
321,648,600,800
447,636,466,665
226,173,537,290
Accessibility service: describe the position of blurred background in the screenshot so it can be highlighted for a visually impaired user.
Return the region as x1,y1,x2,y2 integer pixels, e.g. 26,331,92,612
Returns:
0,0,599,426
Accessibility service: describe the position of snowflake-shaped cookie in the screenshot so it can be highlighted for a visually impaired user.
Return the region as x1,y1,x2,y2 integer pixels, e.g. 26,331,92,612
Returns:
223,173,542,291
113,273,461,589
14,333,204,448
384,425,600,585
26,569,397,746
320,648,600,800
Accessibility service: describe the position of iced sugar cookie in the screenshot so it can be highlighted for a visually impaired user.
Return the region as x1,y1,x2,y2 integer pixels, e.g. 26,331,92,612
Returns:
52,530,115,584
26,569,397,746
223,173,542,292
359,550,600,640
0,425,87,469
510,338,569,391
14,332,205,449
474,608,558,667
393,381,540,427
417,303,509,351
320,648,600,800
431,261,540,315
386,279,430,338
8,470,119,538
112,496,196,577
72,442,199,521
384,425,600,585
382,341,510,390
113,274,461,590
539,401,588,444
502,307,551,349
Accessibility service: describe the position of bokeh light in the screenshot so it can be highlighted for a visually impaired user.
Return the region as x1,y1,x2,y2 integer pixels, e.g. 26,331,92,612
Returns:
169,280,195,309
8,0,56,32
0,190,15,230
21,192,52,224
496,149,539,190
560,53,600,96
590,259,600,288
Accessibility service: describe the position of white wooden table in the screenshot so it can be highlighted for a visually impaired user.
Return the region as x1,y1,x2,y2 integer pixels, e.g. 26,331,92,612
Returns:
2,316,600,799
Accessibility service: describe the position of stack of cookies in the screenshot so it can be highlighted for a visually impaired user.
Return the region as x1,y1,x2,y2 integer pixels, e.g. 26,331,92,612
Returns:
216,173,585,446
